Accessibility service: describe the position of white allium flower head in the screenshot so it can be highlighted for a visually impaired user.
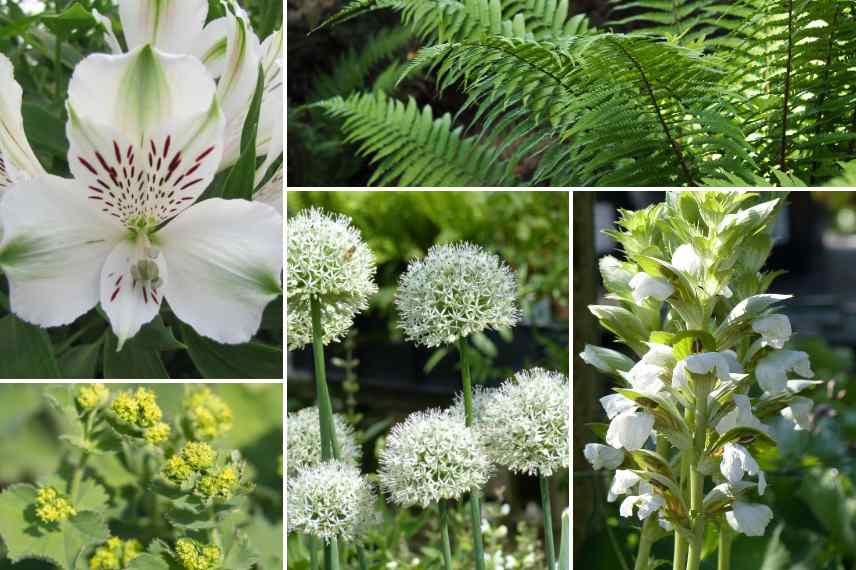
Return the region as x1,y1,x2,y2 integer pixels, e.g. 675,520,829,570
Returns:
286,460,376,542
379,409,491,508
286,407,361,477
287,207,378,350
395,242,519,348
478,368,569,476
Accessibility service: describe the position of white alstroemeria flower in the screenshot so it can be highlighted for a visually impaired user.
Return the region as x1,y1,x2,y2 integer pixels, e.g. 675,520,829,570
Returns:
254,165,282,214
254,28,283,184
725,502,773,536
0,47,282,348
752,314,792,349
672,352,732,390
607,469,640,502
671,244,704,275
781,396,813,431
629,272,674,304
720,443,766,495
716,395,769,435
584,443,624,471
755,350,814,394
601,393,655,451
619,482,664,520
0,54,44,194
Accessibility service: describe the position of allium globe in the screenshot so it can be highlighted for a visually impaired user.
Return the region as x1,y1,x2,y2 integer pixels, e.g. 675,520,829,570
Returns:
477,368,569,476
286,406,361,477
379,409,491,508
286,460,376,542
286,207,377,350
395,242,519,348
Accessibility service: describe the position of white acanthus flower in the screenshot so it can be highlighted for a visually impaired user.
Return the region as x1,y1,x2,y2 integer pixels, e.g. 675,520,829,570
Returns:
716,395,769,435
477,368,569,477
286,460,376,542
721,350,744,374
781,396,813,431
584,443,625,471
601,394,654,451
395,242,519,348
607,469,640,502
755,350,814,394
0,54,44,195
752,314,792,350
0,47,282,349
286,207,378,350
619,482,664,520
725,502,773,537
671,244,704,275
286,407,362,477
379,409,491,508
625,344,675,394
672,352,732,390
629,272,674,304
720,443,766,495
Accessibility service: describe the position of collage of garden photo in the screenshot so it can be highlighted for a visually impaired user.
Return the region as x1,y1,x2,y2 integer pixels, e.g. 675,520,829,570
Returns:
1,0,856,569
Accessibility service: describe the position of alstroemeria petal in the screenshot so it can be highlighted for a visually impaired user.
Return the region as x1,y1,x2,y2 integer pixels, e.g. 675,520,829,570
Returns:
0,175,124,326
67,46,224,225
159,198,282,344
92,9,122,54
119,0,208,53
0,54,43,185
100,240,167,349
254,166,282,214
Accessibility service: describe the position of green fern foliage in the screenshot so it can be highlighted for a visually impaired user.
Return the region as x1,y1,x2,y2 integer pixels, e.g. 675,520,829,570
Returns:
313,92,513,186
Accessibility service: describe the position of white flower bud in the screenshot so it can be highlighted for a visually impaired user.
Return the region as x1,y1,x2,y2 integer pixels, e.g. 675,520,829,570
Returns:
671,244,704,275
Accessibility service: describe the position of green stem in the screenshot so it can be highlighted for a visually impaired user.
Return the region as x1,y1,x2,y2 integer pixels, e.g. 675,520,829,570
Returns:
634,522,655,570
457,339,486,570
673,532,687,570
540,475,557,569
310,299,342,569
69,409,97,500
308,536,319,570
357,544,369,570
439,500,453,570
686,381,710,570
718,526,732,570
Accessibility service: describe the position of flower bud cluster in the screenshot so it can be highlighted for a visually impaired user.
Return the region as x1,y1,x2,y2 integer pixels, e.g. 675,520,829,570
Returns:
175,538,221,570
162,442,243,501
77,384,110,410
34,486,76,524
112,388,171,444
88,537,142,569
184,387,233,440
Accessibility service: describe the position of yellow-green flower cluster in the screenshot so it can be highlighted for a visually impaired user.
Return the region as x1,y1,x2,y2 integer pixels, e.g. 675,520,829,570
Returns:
184,387,233,440
163,442,217,483
34,486,76,524
175,538,221,570
197,465,239,500
88,537,142,569
77,384,110,409
111,388,170,444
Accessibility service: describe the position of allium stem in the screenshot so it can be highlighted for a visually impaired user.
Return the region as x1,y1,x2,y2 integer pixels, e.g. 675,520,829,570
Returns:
717,526,732,570
357,544,369,570
440,500,453,570
457,339,486,570
308,535,319,570
310,299,342,570
539,475,556,569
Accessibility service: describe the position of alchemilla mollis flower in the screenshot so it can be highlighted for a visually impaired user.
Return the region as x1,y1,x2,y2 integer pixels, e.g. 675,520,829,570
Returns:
395,242,519,348
184,387,233,440
77,383,110,409
286,207,377,350
378,409,491,508
287,460,376,543
174,538,221,570
286,406,361,477
34,487,76,524
0,45,283,349
89,537,143,570
477,368,569,477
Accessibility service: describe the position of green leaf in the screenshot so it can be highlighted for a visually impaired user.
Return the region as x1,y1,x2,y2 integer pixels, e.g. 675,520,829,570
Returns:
41,3,97,36
103,332,169,379
706,426,777,456
0,484,109,569
126,553,171,570
180,324,282,379
59,342,102,379
133,317,186,351
221,64,264,200
558,509,570,570
0,315,61,379
245,515,283,570
220,528,259,570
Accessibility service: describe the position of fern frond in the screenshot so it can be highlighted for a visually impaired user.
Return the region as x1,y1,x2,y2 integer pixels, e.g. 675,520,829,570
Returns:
312,92,515,186
309,26,413,101
607,0,725,42
413,34,756,185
